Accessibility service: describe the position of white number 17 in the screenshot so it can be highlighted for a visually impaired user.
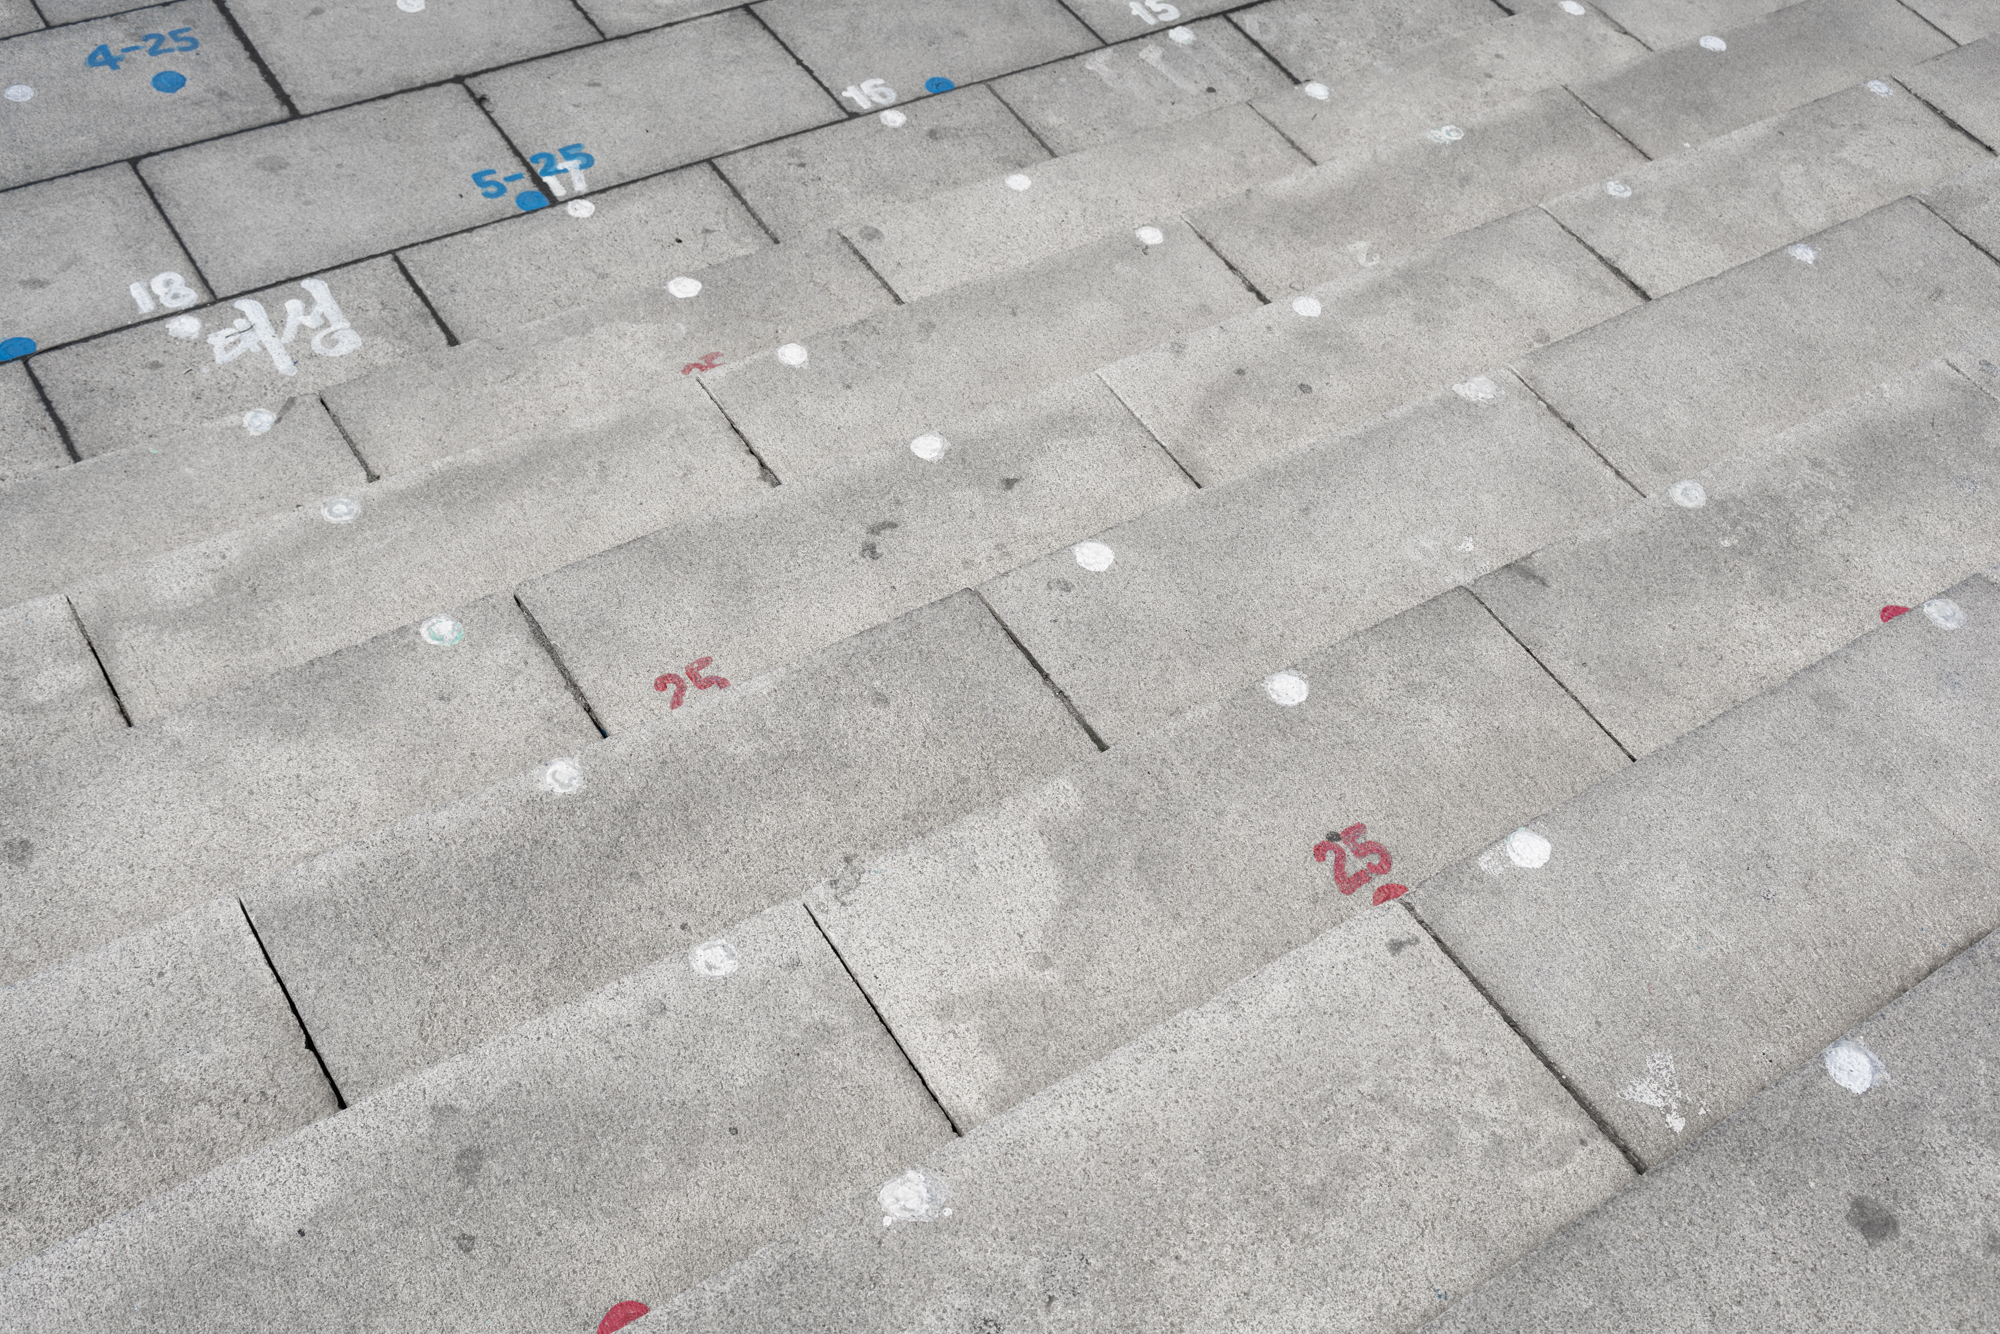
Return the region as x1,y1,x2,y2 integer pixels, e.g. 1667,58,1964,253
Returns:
1130,0,1180,24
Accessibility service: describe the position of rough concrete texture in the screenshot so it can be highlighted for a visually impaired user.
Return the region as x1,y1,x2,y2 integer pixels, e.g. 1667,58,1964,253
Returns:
1061,0,1243,42
572,0,737,38
817,589,1629,1127
0,903,955,1332
520,375,1193,734
1922,156,2000,257
0,592,596,985
1516,198,2000,496
1905,0,2000,42
1902,33,2000,153
247,592,1096,1097
0,363,66,485
1590,0,1794,48
0,897,336,1270
1547,79,1990,298
981,370,1633,742
1428,924,2000,1330
1231,0,1505,80
1102,206,1639,485
654,907,1634,1332
0,594,123,769
755,0,1097,101
0,0,39,38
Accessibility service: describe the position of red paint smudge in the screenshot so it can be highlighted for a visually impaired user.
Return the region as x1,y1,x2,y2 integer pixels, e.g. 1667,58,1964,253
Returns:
598,1301,649,1334
1880,605,1910,623
680,352,722,375
653,672,687,708
1371,882,1409,906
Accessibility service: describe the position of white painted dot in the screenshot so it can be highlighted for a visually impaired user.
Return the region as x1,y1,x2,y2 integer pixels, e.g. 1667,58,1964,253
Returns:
320,496,359,524
1560,0,1588,12
1167,25,1195,43
3,85,33,103
164,314,202,339
1452,376,1499,403
242,408,277,434
1787,243,1817,265
689,938,739,977
878,1169,945,1222
1301,82,1329,100
666,276,702,299
565,199,595,218
1263,672,1308,707
1504,828,1551,869
776,343,808,367
1698,34,1726,50
538,757,584,795
397,0,425,10
909,432,947,461
1923,597,1966,630
1667,479,1707,508
879,108,907,127
1005,173,1033,191
1427,125,1464,144
1823,1038,1887,1094
1135,225,1166,246
418,615,463,647
1291,295,1322,318
1865,79,1893,97
1073,540,1115,573
1605,179,1632,199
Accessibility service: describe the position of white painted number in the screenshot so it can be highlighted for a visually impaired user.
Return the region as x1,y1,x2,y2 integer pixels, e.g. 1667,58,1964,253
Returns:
1129,0,1180,24
841,78,897,110
127,271,199,313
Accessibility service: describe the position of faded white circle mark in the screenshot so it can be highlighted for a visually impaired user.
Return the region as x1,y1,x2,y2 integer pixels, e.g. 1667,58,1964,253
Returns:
1264,671,1309,707
1824,1039,1887,1093
689,938,740,977
1505,828,1551,869
1427,125,1464,143
418,615,463,647
1291,294,1322,318
1605,179,1632,199
909,432,947,461
1301,81,1329,100
1698,34,1726,50
243,408,277,435
1073,540,1115,573
1453,376,1498,403
879,108,908,127
164,314,202,339
666,276,702,299
320,496,360,524
1923,597,1966,630
538,758,584,795
1005,173,1033,191
3,85,33,102
1560,0,1588,12
565,199,595,218
776,343,809,367
1667,479,1707,509
397,0,425,11
1168,25,1195,43
1135,225,1166,246
879,1169,946,1224
1866,79,1894,96
1787,243,1817,265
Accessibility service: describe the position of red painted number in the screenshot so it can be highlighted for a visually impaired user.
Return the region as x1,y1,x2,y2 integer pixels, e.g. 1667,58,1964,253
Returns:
1313,822,1409,906
654,655,730,708
599,1302,649,1334
680,352,722,374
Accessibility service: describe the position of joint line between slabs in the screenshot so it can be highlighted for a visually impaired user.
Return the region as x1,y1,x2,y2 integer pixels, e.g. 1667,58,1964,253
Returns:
1899,81,2000,158
1093,368,1205,488
130,157,222,305
1509,363,1646,499
22,358,81,463
513,592,610,739
1558,82,1653,163
983,82,1062,160
1891,0,1967,47
1465,583,1637,764
208,0,303,118
391,251,459,347
237,897,350,1110
696,376,783,486
973,588,1109,752
706,160,781,245
316,390,381,482
1538,203,1651,305
63,593,132,728
1179,210,1271,304
835,228,907,304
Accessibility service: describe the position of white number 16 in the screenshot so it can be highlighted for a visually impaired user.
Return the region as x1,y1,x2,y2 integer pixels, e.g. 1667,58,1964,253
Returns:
840,78,897,110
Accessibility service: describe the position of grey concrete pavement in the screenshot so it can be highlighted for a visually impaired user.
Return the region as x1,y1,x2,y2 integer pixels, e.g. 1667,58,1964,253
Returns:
0,902,954,1333
1906,0,2000,41
1230,0,1506,80
0,594,122,769
0,363,66,485
247,592,1095,1097
654,907,1633,1332
1101,206,1638,485
1590,0,1793,48
1902,33,2000,153
0,591,597,985
1061,0,1244,42
0,0,38,39
572,0,737,38
753,0,1098,103
1516,198,2000,496
1923,157,2000,257
520,375,1193,734
0,897,335,1270
817,589,1629,1127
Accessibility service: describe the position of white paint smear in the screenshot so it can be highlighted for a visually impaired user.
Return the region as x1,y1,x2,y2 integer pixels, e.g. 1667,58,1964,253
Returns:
1073,540,1115,572
1605,180,1632,199
538,758,584,796
1667,479,1706,508
1005,173,1033,191
418,615,463,647
1866,79,1894,96
1823,1039,1888,1093
243,408,277,435
1168,25,1195,43
1619,1051,1688,1134
1923,597,1966,630
1291,295,1322,318
688,938,740,977
1263,672,1308,707
879,108,908,127
566,199,595,218
909,432,947,461
1301,82,1329,100
397,0,425,10
666,276,702,299
4,85,34,102
1427,125,1464,144
1453,376,1498,403
878,1169,946,1223
1698,34,1726,50
1560,0,1588,12
1505,828,1551,869
1135,225,1165,246
776,343,809,367
1787,244,1817,265
164,315,202,339
320,497,359,524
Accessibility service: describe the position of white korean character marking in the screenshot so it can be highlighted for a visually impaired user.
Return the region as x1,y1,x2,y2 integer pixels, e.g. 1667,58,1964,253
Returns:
209,299,296,375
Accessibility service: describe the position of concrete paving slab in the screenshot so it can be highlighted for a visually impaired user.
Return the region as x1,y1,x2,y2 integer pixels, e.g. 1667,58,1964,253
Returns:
0,164,209,353
1572,0,1953,159
1590,0,1793,49
72,387,762,721
1905,0,2000,42
140,84,522,294
1230,0,1506,80
816,588,1629,1128
1427,927,2000,1331
844,103,1306,301
228,0,598,115
1515,198,2000,496
34,0,144,19
32,256,447,457
1476,361,2000,757
468,10,843,191
398,162,771,342
1251,2,1645,166
0,902,954,1333
247,591,1096,1097
1192,86,1639,299
338,237,890,475
1922,156,2000,257
0,395,362,607
1060,0,1245,43
656,907,1634,1331
0,897,335,1270
0,594,122,769
752,0,1098,105
1411,582,2000,1166
703,217,1260,476
0,0,38,39
0,0,285,191
572,0,738,38
716,86,1048,241
0,590,596,986
1547,79,1989,298
0,363,66,485
520,375,1193,734
1902,34,2000,153
980,370,1632,744
1102,206,1638,486
990,16,1290,156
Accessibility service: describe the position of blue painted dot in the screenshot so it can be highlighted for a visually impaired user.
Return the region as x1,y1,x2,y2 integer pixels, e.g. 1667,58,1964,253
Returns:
515,190,549,211
151,70,187,93
0,336,36,362
924,76,954,93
